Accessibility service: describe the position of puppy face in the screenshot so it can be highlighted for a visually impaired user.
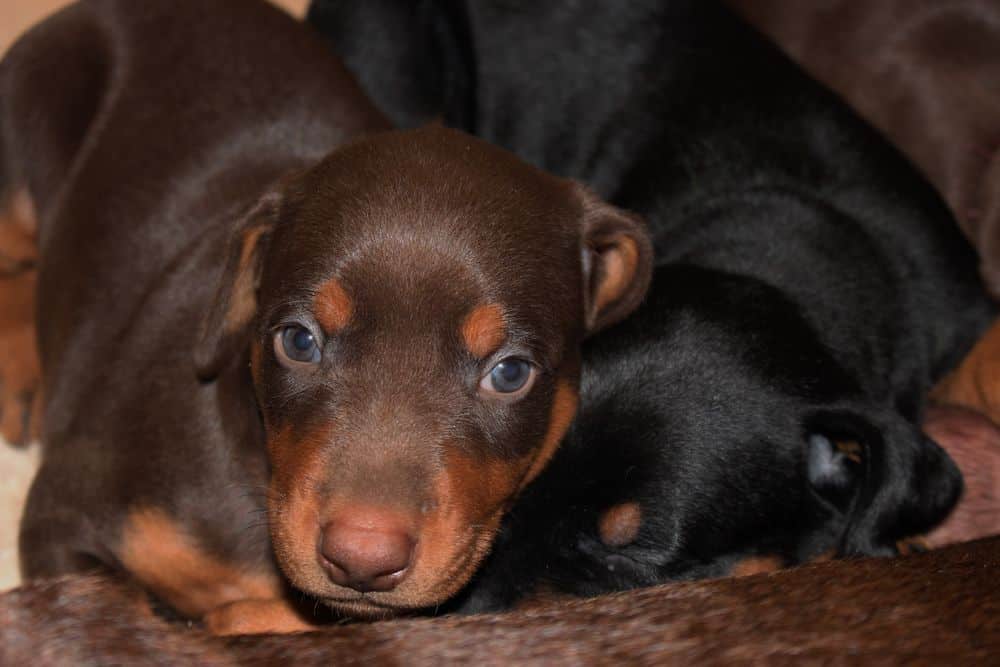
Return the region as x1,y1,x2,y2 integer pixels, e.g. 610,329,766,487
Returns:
197,127,651,615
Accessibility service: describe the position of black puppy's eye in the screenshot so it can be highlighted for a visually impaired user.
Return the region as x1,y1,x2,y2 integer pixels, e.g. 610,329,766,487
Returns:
274,325,321,365
480,358,536,397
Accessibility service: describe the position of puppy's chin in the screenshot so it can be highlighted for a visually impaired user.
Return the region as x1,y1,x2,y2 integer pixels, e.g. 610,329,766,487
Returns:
318,596,416,620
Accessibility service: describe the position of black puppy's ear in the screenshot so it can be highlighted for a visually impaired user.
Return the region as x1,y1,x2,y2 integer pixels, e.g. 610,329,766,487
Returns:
194,190,283,380
804,405,963,557
575,185,653,334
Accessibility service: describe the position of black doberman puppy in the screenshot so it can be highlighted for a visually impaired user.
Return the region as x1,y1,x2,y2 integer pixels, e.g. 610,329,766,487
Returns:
308,0,997,611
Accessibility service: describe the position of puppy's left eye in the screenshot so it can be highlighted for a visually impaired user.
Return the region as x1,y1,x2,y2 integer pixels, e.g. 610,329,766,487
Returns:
274,325,321,366
479,358,536,397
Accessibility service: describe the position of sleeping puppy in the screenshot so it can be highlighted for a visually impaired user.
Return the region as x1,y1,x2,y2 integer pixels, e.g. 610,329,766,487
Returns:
308,0,997,611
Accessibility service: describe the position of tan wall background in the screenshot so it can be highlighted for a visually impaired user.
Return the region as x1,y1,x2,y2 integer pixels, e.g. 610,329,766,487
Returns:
2,0,309,55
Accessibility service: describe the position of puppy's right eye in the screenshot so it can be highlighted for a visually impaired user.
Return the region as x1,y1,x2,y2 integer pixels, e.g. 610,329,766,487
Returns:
274,326,321,366
479,357,536,399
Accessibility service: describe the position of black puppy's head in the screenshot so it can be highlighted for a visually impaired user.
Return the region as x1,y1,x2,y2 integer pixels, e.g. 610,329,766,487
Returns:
485,266,963,602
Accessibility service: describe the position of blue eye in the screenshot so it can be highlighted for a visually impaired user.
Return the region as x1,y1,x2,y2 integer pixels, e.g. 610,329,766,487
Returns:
482,358,535,395
276,325,321,365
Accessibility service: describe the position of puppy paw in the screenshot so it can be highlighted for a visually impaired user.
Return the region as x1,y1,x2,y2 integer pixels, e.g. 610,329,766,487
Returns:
0,268,41,446
0,188,38,276
203,598,319,636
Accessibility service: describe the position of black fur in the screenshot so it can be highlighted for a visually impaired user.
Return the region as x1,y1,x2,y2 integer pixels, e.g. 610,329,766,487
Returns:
308,0,996,612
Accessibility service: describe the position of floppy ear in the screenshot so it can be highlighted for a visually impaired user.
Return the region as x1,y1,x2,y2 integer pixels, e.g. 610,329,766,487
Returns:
576,185,654,334
194,190,283,380
804,404,963,557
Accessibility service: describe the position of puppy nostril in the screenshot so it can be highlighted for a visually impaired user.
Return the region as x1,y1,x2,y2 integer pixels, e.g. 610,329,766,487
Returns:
319,520,415,593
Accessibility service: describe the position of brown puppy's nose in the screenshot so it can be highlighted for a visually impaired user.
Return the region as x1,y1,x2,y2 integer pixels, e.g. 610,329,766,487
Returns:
318,511,415,593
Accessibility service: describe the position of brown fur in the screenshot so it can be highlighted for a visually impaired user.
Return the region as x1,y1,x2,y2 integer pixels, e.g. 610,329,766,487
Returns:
8,0,652,632
224,225,274,336
0,187,40,446
522,380,578,487
0,268,40,445
119,509,282,619
591,237,639,319
3,538,999,664
204,598,317,636
0,187,37,273
729,555,784,577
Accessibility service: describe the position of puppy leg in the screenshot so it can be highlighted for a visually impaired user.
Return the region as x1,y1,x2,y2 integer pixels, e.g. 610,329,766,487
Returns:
0,188,40,446
203,598,321,636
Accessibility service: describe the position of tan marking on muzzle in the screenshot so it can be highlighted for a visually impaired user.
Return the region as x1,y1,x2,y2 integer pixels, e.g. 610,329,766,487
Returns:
266,423,329,586
522,380,579,488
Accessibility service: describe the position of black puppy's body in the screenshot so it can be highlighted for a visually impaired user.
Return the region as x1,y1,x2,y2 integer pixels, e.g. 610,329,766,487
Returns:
310,0,996,612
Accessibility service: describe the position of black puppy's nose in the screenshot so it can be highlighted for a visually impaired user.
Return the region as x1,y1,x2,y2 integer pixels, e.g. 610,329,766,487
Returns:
318,514,414,592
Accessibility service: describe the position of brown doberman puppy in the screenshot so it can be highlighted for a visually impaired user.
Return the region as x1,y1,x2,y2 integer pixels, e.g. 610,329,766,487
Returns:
2,537,998,664
0,0,650,633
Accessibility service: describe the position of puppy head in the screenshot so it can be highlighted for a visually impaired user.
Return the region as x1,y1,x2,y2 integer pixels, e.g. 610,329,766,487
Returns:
195,126,651,615
555,268,963,588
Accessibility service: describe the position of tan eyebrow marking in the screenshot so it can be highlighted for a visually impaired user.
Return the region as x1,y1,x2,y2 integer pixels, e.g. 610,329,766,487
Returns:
460,303,507,358
313,278,353,333
597,501,642,547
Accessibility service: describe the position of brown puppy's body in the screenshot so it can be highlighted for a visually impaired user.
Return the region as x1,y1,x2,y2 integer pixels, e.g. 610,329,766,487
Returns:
2,537,999,665
727,0,1000,300
2,0,650,631
1,0,388,627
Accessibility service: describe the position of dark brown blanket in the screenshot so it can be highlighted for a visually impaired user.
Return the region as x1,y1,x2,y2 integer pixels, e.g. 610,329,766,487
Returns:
2,537,999,665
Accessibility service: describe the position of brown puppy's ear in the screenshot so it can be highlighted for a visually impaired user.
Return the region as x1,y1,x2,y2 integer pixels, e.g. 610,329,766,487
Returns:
576,185,654,334
194,190,283,380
